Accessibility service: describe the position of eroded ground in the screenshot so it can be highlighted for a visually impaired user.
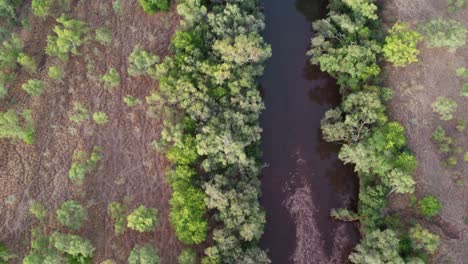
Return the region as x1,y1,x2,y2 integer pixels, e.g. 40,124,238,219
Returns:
382,0,468,262
0,1,181,262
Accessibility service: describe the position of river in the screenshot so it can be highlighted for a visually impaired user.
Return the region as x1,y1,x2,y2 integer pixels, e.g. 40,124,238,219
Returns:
259,0,359,263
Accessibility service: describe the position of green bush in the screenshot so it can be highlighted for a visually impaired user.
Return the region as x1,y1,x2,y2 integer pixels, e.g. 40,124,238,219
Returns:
56,200,87,230
128,46,159,76
17,53,37,73
448,0,465,13
0,243,15,264
46,15,88,61
138,0,169,14
69,102,90,124
128,244,160,264
383,22,423,67
95,28,112,45
0,109,35,144
0,34,22,70
22,79,44,96
431,96,457,121
50,232,95,264
349,229,404,263
124,95,140,107
418,18,466,51
68,147,103,184
464,152,468,162
409,224,440,254
48,65,63,81
178,249,196,264
92,111,109,125
29,201,48,221
107,202,127,235
127,205,158,232
101,68,120,88
418,196,441,218
31,0,53,18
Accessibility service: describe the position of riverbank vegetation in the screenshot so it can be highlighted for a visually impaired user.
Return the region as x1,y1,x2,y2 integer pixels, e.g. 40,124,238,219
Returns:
309,0,444,262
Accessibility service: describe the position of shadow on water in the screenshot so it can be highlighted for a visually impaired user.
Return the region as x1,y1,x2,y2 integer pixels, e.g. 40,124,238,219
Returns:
259,0,359,263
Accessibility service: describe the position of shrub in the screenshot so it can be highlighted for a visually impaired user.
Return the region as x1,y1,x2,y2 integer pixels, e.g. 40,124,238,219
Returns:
431,96,457,121
128,244,160,264
17,53,37,73
22,79,44,96
418,18,466,51
349,229,404,263
418,196,441,218
124,95,140,107
48,65,63,80
178,249,196,264
464,152,468,162
107,202,127,235
409,224,440,254
456,120,466,132
46,15,88,61
101,68,120,88
50,232,95,264
0,243,15,263
92,112,109,125
68,147,103,184
448,0,465,13
0,34,22,70
56,200,87,230
29,201,48,221
383,22,423,67
461,83,468,97
112,0,123,14
127,205,158,232
138,0,169,14
95,28,112,45
128,46,159,76
69,102,90,124
0,109,35,144
31,0,53,18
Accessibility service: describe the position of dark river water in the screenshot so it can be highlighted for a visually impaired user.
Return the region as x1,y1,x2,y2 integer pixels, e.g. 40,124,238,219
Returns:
259,0,359,263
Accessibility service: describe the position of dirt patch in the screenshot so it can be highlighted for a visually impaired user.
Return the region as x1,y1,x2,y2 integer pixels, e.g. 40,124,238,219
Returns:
0,1,182,263
381,0,468,263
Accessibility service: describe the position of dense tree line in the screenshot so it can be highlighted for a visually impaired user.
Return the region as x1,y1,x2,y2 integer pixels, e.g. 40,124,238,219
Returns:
309,0,440,262
149,0,271,262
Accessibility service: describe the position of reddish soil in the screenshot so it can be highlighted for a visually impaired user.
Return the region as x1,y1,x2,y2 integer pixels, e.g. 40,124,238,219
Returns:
381,1,468,263
0,1,182,263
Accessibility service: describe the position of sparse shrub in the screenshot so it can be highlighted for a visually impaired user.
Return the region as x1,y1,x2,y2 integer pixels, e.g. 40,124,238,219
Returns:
17,53,37,73
456,67,468,78
92,111,109,125
69,102,90,124
107,202,127,235
46,15,88,61
431,126,453,154
50,232,95,264
68,146,103,184
128,244,160,264
418,18,467,51
464,152,468,162
29,202,48,221
349,229,404,263
0,34,22,70
0,243,16,263
31,0,53,18
383,22,423,67
460,83,468,97
330,208,359,221
419,195,441,218
48,65,63,81
409,224,440,254
448,0,465,13
456,120,466,132
128,46,159,76
95,28,112,45
101,68,120,88
124,95,140,107
56,200,87,230
431,96,457,121
100,260,116,264
445,156,457,166
0,109,35,144
138,0,169,14
22,79,44,96
127,205,158,232
178,249,196,264
112,0,123,14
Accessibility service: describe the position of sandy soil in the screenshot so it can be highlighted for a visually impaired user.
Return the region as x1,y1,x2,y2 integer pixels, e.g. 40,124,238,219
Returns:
381,0,468,263
0,1,182,263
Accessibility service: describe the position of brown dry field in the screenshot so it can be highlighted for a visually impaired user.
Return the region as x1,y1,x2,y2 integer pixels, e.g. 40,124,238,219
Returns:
381,0,468,263
0,1,183,263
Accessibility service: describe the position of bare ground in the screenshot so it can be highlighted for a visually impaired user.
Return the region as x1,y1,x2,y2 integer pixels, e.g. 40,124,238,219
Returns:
0,1,182,263
381,0,468,263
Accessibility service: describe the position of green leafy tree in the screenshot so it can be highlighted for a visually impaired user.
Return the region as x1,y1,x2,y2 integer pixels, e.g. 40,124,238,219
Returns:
50,232,95,264
92,111,109,125
349,229,404,264
95,27,112,45
127,205,158,232
431,96,457,121
128,244,160,264
31,0,53,18
0,109,35,144
138,0,169,14
178,249,196,264
409,224,440,254
124,95,140,107
107,202,127,235
448,0,466,13
101,68,120,88
68,147,103,184
342,0,378,20
48,65,63,81
383,22,423,67
418,195,441,218
69,102,89,124
128,46,159,76
0,243,15,264
29,201,48,221
17,53,37,73
418,18,466,51
22,79,44,96
381,169,415,194
46,15,88,61
0,34,22,70
56,200,87,230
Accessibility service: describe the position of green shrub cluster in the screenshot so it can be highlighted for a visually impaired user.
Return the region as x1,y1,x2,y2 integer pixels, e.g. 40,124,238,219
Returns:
69,102,89,124
0,109,35,144
418,18,466,51
431,126,461,166
151,0,272,262
95,27,112,45
455,67,468,97
431,96,457,121
178,249,196,264
138,0,169,14
127,46,159,77
128,244,159,264
418,195,441,218
0,243,15,264
447,0,465,13
46,15,88,61
100,68,120,89
127,205,158,233
31,0,53,18
107,202,127,235
22,79,44,96
68,146,103,185
29,202,48,221
383,22,423,67
0,34,23,97
56,200,87,230
92,111,109,125
48,65,63,81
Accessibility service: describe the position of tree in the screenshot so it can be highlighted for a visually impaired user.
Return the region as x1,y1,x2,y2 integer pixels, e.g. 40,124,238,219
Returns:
56,200,87,230
342,0,378,20
431,96,457,121
128,244,160,264
48,65,63,80
212,33,272,65
127,205,158,232
418,195,441,218
124,95,140,107
95,27,112,45
128,46,159,76
138,0,169,14
383,22,423,67
349,229,404,264
0,109,35,144
50,232,95,264
178,249,196,264
69,102,89,124
0,243,15,264
92,112,109,125
381,169,415,194
107,202,127,235
418,18,466,51
29,201,48,221
0,34,22,70
22,79,44,96
17,53,37,73
409,224,440,254
68,147,103,185
101,68,120,88
45,15,88,61
31,0,53,18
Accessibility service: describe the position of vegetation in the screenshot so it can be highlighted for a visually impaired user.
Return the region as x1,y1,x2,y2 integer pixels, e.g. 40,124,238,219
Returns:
46,15,88,61
29,202,48,221
95,27,112,45
68,147,103,185
409,224,440,254
69,102,90,124
107,202,127,235
48,65,63,81
127,205,158,233
92,111,109,125
22,79,44,96
431,96,457,121
178,249,196,264
128,244,160,264
448,0,466,13
17,53,37,73
56,200,87,230
383,22,423,67
128,46,159,77
0,243,15,264
418,195,441,218
31,0,53,18
0,109,35,144
418,18,467,51
349,229,404,263
124,95,140,107
50,232,95,264
138,0,169,14
101,68,120,88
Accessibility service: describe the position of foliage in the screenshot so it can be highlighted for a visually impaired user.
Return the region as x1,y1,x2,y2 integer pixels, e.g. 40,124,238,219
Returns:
50,232,95,264
56,200,87,230
69,102,89,124
107,202,127,235
418,18,467,51
112,0,123,15
0,109,35,144
101,68,120,89
46,15,88,61
431,126,454,154
383,22,423,67
447,0,465,13
68,146,103,185
17,53,37,73
95,28,112,45
0,0,21,19
128,244,160,264
128,46,159,76
138,0,169,14
0,34,22,70
418,196,441,218
456,120,466,132
330,208,359,221
124,95,140,107
22,79,44,96
409,224,440,254
48,65,63,81
127,205,158,232
92,111,109,125
349,229,404,264
31,0,52,18
464,152,468,162
460,83,468,97
178,249,196,264
0,243,15,264
29,201,48,221
431,96,457,121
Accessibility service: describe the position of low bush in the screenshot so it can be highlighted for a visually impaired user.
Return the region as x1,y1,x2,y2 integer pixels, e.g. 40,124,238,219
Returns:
48,65,63,81
124,95,140,107
127,205,158,232
431,96,457,121
95,28,112,45
107,202,127,235
56,200,87,230
383,22,423,67
29,202,48,221
128,244,159,264
68,147,103,184
138,0,169,14
128,46,159,76
409,224,440,254
46,15,88,61
178,249,196,264
17,53,37,73
0,243,15,263
31,0,53,18
418,196,441,218
69,102,90,124
101,68,120,88
0,109,35,144
92,111,109,125
22,79,44,96
50,232,95,264
418,18,466,51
